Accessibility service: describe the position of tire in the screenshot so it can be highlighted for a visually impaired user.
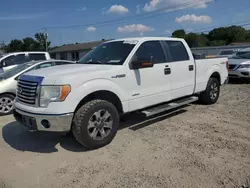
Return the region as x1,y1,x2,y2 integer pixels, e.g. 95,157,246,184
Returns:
0,94,15,116
72,99,120,149
199,78,220,105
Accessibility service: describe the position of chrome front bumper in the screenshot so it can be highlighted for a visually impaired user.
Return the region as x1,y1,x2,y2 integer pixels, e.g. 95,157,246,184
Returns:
13,108,73,132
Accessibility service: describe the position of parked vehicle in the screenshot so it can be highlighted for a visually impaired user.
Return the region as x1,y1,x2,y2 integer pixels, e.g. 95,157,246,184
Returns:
0,60,75,115
13,37,229,149
228,47,250,80
0,51,51,72
217,49,236,58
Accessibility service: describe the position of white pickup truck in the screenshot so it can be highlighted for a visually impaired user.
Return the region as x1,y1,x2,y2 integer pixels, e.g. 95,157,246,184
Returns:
13,37,229,149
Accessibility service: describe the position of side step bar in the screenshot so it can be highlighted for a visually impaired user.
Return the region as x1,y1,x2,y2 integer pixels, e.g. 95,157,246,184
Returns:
140,96,198,117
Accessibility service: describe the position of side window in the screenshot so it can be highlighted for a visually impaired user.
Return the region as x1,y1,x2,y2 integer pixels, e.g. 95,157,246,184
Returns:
13,54,27,64
1,55,15,66
165,41,189,62
28,53,46,61
134,41,166,64
35,62,53,70
55,61,73,65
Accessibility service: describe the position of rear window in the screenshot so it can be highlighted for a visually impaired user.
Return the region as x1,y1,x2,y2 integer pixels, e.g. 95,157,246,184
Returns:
28,53,46,61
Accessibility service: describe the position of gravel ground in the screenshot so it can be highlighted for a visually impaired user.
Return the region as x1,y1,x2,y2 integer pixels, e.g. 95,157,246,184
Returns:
0,81,250,188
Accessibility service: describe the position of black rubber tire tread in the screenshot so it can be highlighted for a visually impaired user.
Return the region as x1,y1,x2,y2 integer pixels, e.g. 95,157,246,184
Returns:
199,77,220,105
72,99,119,149
0,93,15,116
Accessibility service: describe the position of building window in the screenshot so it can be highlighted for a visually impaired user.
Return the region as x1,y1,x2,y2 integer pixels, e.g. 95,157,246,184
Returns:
50,53,56,59
71,52,79,61
60,52,67,60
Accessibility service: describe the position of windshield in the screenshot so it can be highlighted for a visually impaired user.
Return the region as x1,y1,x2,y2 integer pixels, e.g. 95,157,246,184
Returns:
219,50,234,55
78,41,136,65
231,51,250,59
0,62,34,80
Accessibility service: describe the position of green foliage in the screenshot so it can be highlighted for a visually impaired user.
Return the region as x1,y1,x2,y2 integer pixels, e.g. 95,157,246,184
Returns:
172,29,186,38
171,26,250,47
6,32,50,53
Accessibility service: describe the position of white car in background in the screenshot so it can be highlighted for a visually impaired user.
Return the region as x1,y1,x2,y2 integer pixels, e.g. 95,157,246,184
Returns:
228,47,250,80
0,51,51,72
0,59,75,115
217,49,237,58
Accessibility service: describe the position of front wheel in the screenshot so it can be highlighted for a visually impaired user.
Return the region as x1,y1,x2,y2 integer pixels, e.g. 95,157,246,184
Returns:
72,99,120,149
0,94,15,116
199,78,220,105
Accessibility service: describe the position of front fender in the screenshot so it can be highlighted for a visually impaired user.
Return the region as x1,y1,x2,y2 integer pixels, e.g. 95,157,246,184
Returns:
63,78,128,113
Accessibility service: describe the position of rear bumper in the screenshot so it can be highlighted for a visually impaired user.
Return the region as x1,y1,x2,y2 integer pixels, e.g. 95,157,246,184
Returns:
13,108,73,132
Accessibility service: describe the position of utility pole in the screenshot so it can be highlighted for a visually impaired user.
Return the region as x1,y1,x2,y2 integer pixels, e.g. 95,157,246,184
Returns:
44,28,48,52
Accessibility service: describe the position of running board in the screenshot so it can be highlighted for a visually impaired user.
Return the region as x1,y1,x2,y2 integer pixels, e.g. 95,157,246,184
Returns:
140,96,198,117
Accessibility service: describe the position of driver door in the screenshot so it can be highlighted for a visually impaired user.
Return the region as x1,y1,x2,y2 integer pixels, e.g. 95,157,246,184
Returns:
127,40,172,111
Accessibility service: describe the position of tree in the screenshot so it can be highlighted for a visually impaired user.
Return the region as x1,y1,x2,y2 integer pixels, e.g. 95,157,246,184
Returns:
35,32,50,51
172,29,186,38
6,32,51,52
22,37,38,51
6,39,24,52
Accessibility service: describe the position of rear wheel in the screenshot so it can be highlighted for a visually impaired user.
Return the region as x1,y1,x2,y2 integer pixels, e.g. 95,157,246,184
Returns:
72,99,119,149
0,94,15,116
199,78,220,105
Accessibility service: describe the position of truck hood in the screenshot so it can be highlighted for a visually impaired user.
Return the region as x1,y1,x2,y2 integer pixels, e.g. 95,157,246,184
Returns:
229,58,250,65
24,64,123,85
26,64,119,77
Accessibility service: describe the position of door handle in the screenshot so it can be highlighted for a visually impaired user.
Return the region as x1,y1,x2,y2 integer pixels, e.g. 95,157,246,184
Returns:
189,65,194,71
164,68,171,75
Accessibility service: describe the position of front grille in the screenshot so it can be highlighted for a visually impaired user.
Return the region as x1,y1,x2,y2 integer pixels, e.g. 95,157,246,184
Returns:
229,64,237,70
17,79,38,105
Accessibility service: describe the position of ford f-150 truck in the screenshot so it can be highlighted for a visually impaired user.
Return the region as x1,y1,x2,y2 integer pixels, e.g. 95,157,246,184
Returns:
13,37,229,149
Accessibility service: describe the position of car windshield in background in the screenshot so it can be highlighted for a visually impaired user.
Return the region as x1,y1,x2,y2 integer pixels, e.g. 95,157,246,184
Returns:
232,51,250,59
219,50,234,55
78,41,136,65
0,62,34,80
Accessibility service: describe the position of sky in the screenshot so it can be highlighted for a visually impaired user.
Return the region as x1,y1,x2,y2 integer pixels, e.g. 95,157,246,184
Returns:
1,0,250,46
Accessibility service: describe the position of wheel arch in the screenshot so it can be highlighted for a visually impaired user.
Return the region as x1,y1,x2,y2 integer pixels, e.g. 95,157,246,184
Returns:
74,90,124,115
209,71,221,85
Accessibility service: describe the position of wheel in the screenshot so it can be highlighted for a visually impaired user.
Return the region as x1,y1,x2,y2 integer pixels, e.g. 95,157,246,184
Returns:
0,94,15,116
72,99,120,149
199,78,220,105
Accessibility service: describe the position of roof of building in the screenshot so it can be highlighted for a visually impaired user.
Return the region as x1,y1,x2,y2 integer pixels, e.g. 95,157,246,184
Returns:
49,39,111,53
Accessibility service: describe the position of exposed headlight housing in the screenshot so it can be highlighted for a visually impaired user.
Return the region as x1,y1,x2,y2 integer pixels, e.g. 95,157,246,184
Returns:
238,64,250,69
39,85,71,107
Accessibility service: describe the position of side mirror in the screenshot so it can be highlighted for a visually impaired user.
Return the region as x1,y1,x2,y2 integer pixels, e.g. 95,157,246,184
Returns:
129,60,154,69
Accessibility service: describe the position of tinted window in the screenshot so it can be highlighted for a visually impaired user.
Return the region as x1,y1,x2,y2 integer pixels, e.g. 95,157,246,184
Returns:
134,41,166,64
165,41,189,62
29,53,46,61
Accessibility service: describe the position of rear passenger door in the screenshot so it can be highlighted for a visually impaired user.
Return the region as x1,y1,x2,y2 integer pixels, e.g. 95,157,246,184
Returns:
163,41,195,100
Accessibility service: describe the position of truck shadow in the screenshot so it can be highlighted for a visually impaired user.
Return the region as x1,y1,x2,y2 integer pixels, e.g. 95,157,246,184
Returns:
2,108,187,153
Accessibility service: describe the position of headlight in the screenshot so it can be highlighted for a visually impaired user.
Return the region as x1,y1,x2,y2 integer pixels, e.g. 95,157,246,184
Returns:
40,85,71,107
239,64,250,68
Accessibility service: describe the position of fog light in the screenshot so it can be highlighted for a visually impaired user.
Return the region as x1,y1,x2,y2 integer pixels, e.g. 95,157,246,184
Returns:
41,120,50,128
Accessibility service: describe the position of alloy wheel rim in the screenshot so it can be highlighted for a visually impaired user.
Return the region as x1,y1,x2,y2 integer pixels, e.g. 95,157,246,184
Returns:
210,83,218,100
87,109,113,140
0,97,14,114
